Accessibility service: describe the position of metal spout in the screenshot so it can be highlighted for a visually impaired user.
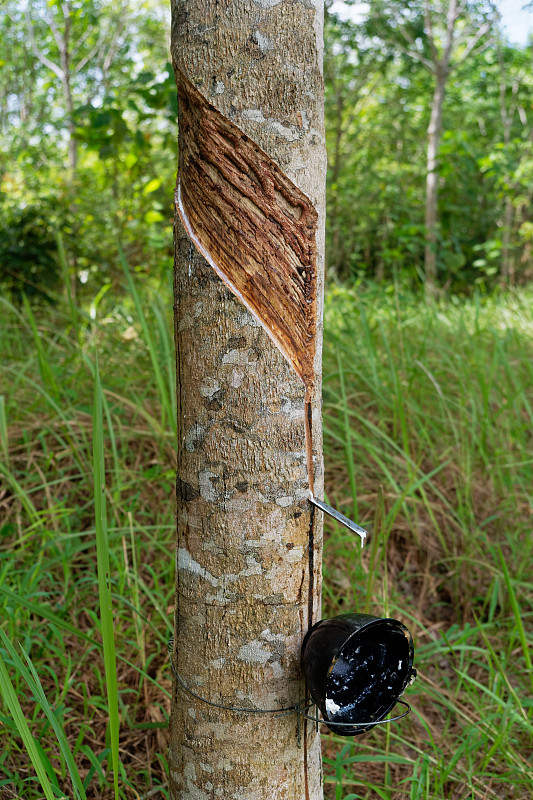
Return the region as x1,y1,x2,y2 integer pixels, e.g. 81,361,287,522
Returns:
309,495,367,546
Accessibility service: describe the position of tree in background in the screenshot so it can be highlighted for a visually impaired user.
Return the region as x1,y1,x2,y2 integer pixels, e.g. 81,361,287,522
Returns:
0,0,177,296
494,36,532,286
324,6,391,276
369,0,495,296
25,0,131,180
322,1,532,290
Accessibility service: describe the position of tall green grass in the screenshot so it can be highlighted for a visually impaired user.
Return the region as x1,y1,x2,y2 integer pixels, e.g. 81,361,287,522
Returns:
93,357,120,799
0,265,175,799
1,275,532,799
321,283,533,799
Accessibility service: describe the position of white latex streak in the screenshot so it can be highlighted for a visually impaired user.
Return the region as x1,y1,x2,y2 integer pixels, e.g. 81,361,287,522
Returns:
325,698,341,715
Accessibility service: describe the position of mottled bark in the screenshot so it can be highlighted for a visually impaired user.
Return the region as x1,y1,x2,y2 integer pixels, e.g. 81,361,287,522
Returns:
169,2,326,799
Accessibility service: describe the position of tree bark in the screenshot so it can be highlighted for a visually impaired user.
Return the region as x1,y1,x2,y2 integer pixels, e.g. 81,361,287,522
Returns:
169,2,326,799
57,3,77,178
330,89,344,276
421,0,459,298
424,70,446,296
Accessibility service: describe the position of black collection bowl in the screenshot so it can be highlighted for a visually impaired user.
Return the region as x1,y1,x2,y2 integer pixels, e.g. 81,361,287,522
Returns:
301,612,416,736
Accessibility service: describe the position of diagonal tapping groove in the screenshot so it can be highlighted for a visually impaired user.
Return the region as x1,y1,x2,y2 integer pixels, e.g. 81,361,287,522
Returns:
176,68,318,391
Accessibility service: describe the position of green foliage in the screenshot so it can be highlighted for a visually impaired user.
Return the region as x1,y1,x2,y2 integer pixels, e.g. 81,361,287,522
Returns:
0,206,60,303
0,0,175,299
0,643,60,800
324,3,533,289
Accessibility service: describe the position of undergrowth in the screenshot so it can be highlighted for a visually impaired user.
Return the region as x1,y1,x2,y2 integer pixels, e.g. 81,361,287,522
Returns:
1,272,532,799
321,282,533,799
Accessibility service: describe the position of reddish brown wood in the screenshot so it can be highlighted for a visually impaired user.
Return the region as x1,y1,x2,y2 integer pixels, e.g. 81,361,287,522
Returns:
176,69,318,393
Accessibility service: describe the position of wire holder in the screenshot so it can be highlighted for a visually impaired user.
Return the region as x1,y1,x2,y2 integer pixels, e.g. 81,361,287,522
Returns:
167,637,410,745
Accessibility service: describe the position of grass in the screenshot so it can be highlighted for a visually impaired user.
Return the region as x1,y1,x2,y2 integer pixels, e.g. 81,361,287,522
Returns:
1,271,532,799
0,260,175,799
320,282,533,799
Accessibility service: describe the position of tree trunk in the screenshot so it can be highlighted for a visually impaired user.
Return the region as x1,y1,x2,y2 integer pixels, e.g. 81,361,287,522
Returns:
501,196,514,286
169,2,326,799
56,5,77,179
63,72,77,179
498,46,514,288
424,71,446,297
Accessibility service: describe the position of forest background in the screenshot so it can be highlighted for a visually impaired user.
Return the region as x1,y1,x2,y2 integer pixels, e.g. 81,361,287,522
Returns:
2,0,533,295
1,1,533,799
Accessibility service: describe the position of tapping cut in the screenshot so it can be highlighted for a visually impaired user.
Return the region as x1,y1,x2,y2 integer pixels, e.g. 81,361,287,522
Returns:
176,69,318,394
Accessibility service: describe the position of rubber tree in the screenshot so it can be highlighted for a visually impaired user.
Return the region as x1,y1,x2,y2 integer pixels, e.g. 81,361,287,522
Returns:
24,0,131,182
169,1,326,798
370,0,492,296
416,0,492,295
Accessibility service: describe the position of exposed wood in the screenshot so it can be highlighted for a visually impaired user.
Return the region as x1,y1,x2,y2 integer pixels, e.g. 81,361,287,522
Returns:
176,69,318,392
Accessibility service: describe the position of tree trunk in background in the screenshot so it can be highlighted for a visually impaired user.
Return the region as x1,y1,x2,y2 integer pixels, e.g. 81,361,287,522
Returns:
498,41,516,288
501,197,514,285
56,4,78,179
424,71,446,297
169,2,326,798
